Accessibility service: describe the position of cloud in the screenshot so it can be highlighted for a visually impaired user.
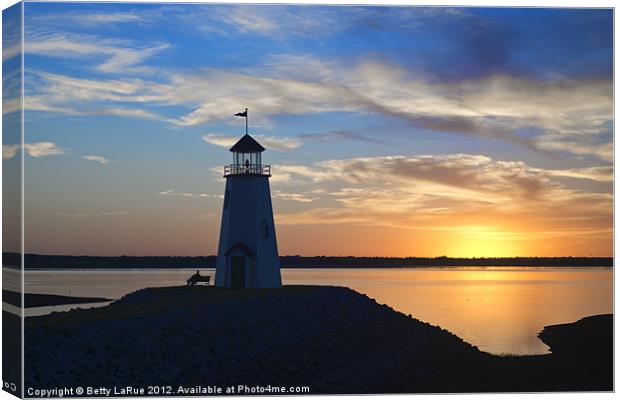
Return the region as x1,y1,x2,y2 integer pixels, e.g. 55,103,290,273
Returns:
20,52,611,161
534,134,613,162
98,108,162,119
56,212,86,219
82,155,112,165
195,213,217,219
289,154,559,201
97,44,170,74
274,154,612,238
276,164,339,183
200,135,238,149
225,9,278,34
3,69,22,115
96,211,129,216
177,6,470,40
24,142,65,158
273,191,317,203
3,144,20,160
17,70,169,119
2,43,21,63
159,189,194,197
31,71,150,100
202,134,301,151
3,142,65,160
55,211,129,218
543,166,613,182
160,67,359,126
2,96,21,115
2,17,21,62
159,189,222,198
300,129,387,144
76,13,145,24
160,58,611,161
24,31,169,74
33,11,146,27
172,5,368,38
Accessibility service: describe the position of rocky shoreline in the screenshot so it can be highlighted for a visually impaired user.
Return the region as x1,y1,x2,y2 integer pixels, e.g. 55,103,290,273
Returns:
20,286,612,394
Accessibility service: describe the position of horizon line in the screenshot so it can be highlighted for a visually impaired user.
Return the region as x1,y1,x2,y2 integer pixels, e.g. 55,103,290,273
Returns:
5,252,614,259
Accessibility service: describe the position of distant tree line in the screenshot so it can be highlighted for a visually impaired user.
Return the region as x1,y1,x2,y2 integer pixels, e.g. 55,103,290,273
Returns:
280,255,613,268
2,253,613,269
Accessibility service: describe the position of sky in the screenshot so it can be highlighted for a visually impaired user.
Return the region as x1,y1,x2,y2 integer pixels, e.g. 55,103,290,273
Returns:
2,2,613,257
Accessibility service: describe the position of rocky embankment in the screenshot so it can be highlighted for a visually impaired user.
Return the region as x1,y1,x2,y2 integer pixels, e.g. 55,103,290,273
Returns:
23,286,612,394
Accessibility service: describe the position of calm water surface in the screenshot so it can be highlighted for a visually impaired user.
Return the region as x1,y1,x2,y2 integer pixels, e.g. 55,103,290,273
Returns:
3,267,613,355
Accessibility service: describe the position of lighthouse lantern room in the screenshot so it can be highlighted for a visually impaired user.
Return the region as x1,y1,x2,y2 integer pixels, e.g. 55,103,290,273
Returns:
223,134,270,176
214,121,282,288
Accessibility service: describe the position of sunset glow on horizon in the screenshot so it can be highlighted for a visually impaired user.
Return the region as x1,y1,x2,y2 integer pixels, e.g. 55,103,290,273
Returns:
3,4,612,257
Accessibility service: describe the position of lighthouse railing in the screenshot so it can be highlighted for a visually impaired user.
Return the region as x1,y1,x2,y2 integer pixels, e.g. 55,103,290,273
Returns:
224,164,271,177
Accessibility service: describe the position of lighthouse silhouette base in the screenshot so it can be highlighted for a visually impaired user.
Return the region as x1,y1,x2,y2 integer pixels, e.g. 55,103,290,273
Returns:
215,173,281,289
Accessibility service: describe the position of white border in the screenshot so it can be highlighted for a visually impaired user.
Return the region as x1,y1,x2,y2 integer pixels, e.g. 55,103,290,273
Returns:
0,2,615,400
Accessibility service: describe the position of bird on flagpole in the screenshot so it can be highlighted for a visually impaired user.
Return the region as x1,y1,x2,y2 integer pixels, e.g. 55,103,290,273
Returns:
234,108,248,135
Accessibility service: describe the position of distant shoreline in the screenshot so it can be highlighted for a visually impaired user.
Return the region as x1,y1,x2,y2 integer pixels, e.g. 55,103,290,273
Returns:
2,252,613,269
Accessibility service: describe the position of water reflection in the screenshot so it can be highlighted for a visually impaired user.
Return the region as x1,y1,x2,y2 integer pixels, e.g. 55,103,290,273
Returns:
283,268,613,355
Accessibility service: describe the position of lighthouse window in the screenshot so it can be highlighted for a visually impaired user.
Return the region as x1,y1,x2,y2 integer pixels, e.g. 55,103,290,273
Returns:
224,190,230,209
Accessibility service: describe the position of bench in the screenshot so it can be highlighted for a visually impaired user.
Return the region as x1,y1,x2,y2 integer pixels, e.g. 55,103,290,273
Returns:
186,275,211,286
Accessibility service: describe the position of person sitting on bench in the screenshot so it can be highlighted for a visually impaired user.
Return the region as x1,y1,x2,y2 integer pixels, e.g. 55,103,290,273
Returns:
186,270,211,286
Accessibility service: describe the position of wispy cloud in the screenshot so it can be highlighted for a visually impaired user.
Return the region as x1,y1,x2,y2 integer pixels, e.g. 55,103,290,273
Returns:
82,155,112,165
163,58,611,161
195,212,217,219
200,135,239,149
17,70,169,120
202,133,301,151
20,47,611,161
56,211,129,218
178,6,467,39
273,190,317,203
274,154,612,239
159,189,194,197
224,9,278,34
98,107,163,119
2,16,21,62
96,211,129,216
2,144,20,160
4,142,65,160
172,5,367,38
300,129,387,144
56,212,86,219
24,31,169,74
24,142,65,158
2,41,21,63
33,11,147,27
543,166,613,183
159,189,222,198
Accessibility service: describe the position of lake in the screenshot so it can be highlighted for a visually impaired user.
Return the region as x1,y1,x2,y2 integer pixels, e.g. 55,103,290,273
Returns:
3,267,613,355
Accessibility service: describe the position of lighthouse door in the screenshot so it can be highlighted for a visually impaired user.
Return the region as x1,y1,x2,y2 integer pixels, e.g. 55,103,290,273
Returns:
230,256,245,289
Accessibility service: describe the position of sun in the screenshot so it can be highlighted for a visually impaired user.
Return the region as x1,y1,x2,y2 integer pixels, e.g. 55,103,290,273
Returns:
447,226,525,258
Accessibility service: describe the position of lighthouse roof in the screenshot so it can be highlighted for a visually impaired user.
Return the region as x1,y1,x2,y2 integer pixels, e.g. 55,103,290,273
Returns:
229,134,265,153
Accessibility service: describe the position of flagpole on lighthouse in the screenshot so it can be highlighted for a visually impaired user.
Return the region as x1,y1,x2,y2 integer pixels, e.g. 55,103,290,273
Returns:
235,108,249,135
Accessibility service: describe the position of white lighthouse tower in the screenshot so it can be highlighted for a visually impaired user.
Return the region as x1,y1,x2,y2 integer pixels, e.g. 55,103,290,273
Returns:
214,120,282,288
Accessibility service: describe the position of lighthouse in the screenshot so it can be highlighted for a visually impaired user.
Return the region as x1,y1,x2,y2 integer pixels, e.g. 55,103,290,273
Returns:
214,116,282,288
